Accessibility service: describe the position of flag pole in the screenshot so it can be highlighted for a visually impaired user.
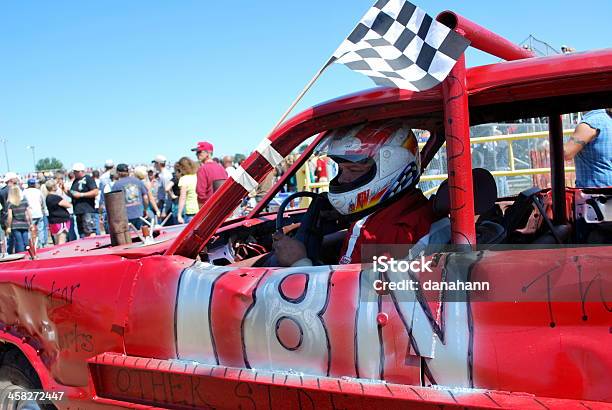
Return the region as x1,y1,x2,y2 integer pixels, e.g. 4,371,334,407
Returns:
267,56,335,135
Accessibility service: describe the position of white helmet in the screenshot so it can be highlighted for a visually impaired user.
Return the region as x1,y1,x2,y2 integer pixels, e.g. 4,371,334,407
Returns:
318,119,420,215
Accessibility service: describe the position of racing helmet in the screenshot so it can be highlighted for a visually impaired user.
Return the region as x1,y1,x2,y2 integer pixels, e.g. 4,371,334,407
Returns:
318,119,420,215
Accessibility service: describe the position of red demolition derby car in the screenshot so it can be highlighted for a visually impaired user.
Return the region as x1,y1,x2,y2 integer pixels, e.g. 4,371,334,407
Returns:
0,11,611,410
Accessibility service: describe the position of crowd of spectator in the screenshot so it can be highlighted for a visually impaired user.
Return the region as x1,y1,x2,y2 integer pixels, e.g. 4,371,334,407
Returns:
0,140,239,255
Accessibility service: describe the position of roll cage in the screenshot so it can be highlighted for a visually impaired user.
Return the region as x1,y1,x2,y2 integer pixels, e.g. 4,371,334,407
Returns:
166,13,612,259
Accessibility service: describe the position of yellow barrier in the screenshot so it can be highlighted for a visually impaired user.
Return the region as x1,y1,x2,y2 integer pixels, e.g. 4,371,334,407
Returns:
297,160,329,207
418,129,573,148
420,167,576,182
418,129,573,172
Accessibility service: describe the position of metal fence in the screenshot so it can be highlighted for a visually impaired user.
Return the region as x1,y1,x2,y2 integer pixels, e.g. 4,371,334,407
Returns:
419,119,578,197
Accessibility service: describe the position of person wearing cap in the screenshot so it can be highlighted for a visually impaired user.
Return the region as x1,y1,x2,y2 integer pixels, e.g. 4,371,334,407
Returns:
191,141,228,207
23,178,47,248
100,159,114,188
113,163,151,229
152,154,174,220
68,163,99,238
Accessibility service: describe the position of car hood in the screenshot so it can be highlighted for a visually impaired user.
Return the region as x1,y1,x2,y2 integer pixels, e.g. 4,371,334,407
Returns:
29,224,186,260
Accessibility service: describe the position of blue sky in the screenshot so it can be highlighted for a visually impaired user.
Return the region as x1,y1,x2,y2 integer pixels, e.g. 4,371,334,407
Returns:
1,1,610,174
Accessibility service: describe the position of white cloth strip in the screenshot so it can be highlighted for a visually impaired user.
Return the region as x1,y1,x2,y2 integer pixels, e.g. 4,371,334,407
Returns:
256,138,284,167
232,165,258,192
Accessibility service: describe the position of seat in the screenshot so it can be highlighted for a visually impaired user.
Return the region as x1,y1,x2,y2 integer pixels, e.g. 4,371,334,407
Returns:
431,168,506,246
409,217,452,257
475,220,506,244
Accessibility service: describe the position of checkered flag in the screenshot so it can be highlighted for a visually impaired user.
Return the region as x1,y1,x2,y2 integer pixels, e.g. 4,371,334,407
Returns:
330,0,470,91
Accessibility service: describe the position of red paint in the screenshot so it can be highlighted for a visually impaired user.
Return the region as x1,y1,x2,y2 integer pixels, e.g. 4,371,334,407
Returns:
88,352,611,410
442,53,476,246
123,255,192,359
381,296,421,385
322,267,359,378
279,273,308,301
436,11,535,61
209,269,268,368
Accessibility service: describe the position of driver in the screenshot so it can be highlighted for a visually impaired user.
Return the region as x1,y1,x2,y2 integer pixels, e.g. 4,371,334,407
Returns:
273,119,436,266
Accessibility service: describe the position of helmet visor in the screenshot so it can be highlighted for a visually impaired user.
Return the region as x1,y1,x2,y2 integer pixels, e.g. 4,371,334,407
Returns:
328,156,377,194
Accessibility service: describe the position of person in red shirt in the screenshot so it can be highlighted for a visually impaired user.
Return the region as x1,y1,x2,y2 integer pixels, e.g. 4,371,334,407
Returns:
192,141,228,207
315,154,329,182
273,120,436,266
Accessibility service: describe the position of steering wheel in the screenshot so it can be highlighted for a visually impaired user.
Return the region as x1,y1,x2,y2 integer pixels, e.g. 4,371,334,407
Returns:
275,190,338,265
276,191,320,233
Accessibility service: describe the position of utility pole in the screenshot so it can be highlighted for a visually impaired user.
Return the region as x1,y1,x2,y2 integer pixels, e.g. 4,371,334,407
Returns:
0,138,9,172
26,145,36,171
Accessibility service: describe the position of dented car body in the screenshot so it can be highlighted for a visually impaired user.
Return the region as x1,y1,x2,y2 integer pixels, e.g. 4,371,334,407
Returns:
1,12,611,410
